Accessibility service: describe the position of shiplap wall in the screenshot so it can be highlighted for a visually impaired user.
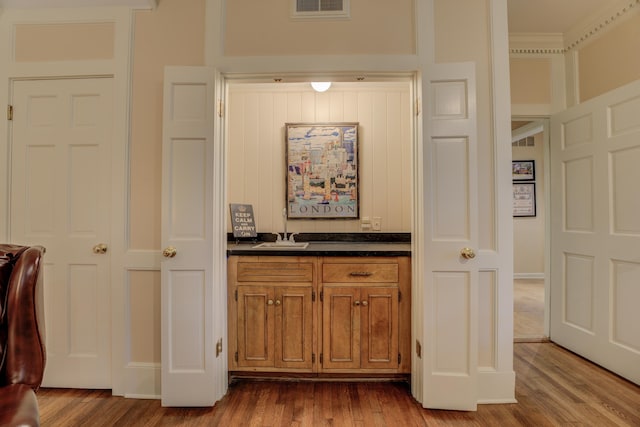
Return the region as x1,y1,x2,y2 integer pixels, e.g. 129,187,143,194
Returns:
226,82,412,233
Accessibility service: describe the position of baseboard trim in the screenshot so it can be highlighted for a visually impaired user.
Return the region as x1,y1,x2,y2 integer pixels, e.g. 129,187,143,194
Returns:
514,273,545,280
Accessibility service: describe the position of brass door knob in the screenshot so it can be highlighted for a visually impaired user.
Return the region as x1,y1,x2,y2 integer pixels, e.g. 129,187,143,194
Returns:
460,247,476,259
162,246,177,258
275,300,281,306
361,300,368,307
92,243,108,254
354,301,361,306
267,299,274,306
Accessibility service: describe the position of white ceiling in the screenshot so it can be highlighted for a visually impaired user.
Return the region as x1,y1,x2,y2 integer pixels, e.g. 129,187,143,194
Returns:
507,0,619,33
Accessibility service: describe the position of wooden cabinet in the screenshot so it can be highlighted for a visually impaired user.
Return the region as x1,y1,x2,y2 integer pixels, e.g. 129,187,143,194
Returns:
229,257,316,372
320,257,409,373
228,255,410,377
322,286,399,370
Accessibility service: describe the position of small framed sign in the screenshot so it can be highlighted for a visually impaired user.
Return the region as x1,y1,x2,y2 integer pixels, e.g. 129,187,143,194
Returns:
512,160,535,181
513,183,536,217
229,204,257,238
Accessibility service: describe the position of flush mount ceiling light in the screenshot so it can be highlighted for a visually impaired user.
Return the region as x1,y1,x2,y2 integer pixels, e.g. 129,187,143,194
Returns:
310,82,331,92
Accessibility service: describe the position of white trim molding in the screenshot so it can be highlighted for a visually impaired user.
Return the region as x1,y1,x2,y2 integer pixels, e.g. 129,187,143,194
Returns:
510,0,640,54
0,6,135,397
564,0,640,51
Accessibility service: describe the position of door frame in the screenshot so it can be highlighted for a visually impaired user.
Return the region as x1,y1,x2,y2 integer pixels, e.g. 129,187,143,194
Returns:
0,6,135,396
205,0,515,406
511,117,551,339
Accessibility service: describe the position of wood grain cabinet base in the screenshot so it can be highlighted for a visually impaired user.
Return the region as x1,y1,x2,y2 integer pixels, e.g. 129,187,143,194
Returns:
320,257,411,374
228,255,411,377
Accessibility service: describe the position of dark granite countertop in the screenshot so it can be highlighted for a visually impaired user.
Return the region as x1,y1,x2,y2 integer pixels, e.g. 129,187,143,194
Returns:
226,233,411,257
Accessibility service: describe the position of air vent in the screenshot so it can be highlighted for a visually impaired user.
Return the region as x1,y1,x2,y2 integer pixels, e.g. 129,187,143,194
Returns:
512,136,535,147
292,0,350,19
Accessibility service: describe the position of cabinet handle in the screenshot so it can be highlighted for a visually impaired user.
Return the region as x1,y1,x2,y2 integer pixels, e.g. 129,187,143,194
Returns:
354,301,361,306
361,300,368,307
350,271,373,277
275,299,281,306
267,299,274,306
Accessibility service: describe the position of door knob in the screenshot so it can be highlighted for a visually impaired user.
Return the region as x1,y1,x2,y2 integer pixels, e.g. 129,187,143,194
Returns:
354,301,361,306
267,299,274,306
460,247,476,259
361,300,368,307
92,243,108,254
275,300,281,306
162,246,177,258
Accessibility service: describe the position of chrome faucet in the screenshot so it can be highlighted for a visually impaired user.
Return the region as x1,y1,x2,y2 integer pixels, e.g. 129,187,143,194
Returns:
272,208,297,245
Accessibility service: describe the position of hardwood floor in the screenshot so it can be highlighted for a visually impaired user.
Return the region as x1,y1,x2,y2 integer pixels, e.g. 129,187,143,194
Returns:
37,343,640,426
514,279,546,341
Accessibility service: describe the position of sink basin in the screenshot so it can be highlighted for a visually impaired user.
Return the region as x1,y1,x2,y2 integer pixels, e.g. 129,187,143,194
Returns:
252,242,309,249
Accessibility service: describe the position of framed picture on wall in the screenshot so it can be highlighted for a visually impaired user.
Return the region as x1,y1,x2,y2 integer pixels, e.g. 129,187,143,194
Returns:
513,182,536,217
285,123,359,219
512,160,535,181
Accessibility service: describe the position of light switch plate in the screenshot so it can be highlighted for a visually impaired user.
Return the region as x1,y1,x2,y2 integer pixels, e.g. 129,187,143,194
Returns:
372,217,381,231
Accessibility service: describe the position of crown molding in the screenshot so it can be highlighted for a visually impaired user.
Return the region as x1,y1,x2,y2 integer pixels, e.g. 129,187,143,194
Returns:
510,0,640,55
509,33,564,54
564,0,639,51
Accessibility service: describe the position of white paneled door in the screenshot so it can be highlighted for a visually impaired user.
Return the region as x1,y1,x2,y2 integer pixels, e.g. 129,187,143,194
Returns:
422,63,479,410
10,78,113,388
550,80,640,386
161,67,217,406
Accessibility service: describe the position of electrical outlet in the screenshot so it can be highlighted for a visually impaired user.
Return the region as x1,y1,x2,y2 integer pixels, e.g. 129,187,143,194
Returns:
372,217,382,231
361,216,371,230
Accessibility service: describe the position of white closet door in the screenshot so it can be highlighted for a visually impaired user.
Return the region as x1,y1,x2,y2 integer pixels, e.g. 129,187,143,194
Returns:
550,80,640,386
11,78,113,388
421,63,479,410
161,66,217,406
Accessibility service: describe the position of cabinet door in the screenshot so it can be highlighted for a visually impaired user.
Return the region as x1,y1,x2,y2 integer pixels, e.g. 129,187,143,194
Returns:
237,285,274,367
360,287,399,370
275,287,313,370
322,287,360,370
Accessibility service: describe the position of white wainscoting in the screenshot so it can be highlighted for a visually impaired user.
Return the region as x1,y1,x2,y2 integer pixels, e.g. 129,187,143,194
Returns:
226,82,412,234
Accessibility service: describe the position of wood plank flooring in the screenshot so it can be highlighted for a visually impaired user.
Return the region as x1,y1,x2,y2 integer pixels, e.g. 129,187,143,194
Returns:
37,342,640,426
514,279,546,341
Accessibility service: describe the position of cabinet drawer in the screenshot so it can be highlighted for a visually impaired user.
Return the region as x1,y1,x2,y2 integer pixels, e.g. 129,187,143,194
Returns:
322,263,398,283
237,262,313,282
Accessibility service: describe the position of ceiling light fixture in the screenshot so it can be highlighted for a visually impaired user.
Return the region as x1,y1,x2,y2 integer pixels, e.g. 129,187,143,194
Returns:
310,82,331,92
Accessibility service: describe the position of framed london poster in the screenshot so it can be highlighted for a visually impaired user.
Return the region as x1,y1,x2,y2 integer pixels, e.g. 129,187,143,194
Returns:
285,123,359,219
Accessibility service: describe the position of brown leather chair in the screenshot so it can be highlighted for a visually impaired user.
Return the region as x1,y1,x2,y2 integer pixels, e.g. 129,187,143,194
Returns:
0,245,46,427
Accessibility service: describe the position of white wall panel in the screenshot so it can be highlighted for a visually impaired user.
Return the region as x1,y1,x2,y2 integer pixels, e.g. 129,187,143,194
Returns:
69,145,99,234
26,145,55,234
169,139,206,239
611,260,640,352
432,138,469,240
168,270,206,372
563,157,594,232
562,114,592,149
610,147,640,235
478,270,496,369
608,95,640,137
227,82,411,233
563,253,594,332
433,272,470,374
68,264,99,355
